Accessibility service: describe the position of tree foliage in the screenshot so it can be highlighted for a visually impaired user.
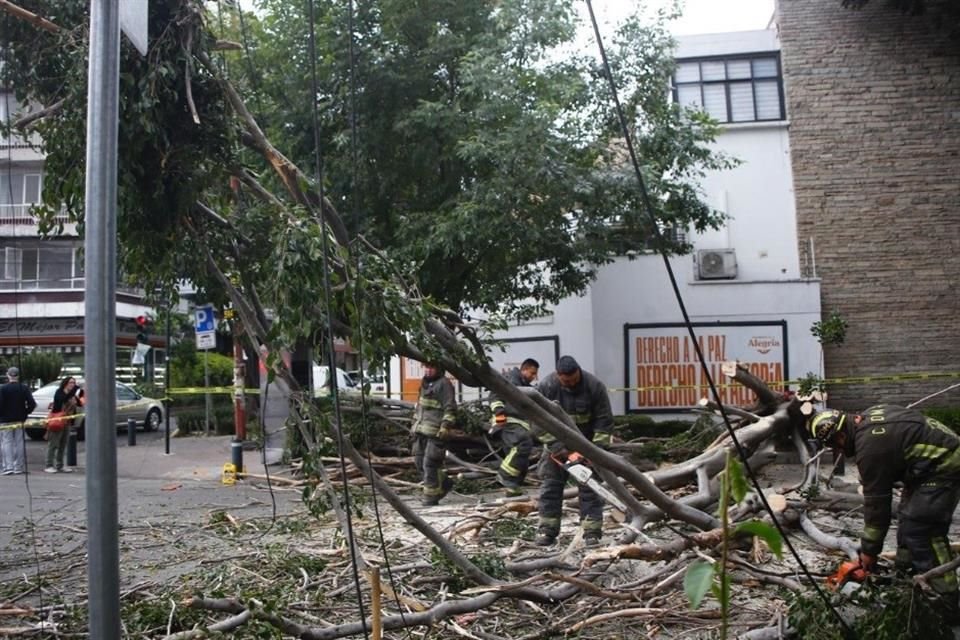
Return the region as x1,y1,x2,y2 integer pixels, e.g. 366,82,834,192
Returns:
1,0,730,367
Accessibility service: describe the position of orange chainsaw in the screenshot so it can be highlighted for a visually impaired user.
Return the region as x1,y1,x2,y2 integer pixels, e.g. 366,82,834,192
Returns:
826,560,869,590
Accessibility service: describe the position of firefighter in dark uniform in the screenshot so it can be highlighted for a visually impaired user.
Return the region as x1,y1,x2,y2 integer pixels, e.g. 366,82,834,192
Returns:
412,363,457,506
809,405,960,620
534,355,613,546
488,358,540,496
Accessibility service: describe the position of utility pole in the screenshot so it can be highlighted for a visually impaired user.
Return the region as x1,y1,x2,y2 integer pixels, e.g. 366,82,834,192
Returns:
84,1,121,638
84,1,147,637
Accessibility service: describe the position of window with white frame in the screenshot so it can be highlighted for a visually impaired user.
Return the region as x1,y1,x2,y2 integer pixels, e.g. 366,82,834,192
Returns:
0,243,84,289
673,54,785,124
0,172,43,218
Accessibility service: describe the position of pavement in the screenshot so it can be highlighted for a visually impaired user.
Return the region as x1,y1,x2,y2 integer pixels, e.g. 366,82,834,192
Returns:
0,425,298,577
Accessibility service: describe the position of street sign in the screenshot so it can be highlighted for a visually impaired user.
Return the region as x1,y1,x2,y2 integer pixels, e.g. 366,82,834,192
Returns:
196,332,216,350
195,305,216,350
120,0,149,56
195,305,216,333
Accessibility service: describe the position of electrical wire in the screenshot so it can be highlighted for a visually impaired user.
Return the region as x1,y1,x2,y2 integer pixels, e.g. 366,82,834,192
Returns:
306,0,369,634
343,0,412,631
582,3,855,637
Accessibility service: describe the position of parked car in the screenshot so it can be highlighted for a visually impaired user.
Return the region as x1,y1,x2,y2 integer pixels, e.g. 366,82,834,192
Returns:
26,380,164,442
312,366,357,396
347,370,388,396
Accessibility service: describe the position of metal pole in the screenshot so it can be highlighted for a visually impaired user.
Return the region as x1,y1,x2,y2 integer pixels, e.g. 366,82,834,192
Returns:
165,309,171,455
83,1,121,638
233,321,246,440
204,349,211,435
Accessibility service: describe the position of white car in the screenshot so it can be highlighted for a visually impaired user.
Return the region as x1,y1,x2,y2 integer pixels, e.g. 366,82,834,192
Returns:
347,370,388,396
312,366,357,395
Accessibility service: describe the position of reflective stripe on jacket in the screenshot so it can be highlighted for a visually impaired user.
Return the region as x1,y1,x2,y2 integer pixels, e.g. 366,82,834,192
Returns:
413,375,457,437
489,367,532,429
534,369,613,449
854,404,960,555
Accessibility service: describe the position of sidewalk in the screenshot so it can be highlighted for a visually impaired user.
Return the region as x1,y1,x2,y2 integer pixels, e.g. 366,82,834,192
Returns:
114,432,238,481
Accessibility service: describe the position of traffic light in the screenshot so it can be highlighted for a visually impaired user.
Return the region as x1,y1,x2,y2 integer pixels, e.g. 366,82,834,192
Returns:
136,315,149,344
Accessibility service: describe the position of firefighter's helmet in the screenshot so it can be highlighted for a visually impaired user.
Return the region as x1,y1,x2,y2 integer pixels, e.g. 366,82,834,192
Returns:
807,409,846,445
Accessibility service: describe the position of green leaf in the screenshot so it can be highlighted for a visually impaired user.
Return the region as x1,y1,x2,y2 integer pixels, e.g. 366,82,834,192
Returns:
728,455,749,504
734,520,784,559
683,560,715,610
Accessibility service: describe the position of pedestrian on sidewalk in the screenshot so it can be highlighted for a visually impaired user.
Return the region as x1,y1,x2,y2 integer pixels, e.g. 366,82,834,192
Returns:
0,367,38,476
45,376,80,473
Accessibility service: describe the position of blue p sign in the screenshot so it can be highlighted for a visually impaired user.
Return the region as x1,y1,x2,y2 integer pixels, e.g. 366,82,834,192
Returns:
194,305,216,333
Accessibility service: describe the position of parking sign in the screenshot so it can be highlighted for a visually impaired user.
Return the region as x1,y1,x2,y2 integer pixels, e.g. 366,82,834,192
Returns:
195,305,216,350
195,305,216,333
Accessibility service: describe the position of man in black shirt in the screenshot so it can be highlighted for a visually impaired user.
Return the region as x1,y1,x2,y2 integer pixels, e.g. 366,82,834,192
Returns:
0,367,38,475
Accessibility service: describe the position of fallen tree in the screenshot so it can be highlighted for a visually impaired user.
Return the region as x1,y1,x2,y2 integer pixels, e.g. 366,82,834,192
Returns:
1,2,955,638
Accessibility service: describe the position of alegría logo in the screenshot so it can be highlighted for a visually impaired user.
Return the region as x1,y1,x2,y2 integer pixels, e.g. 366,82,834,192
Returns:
748,336,780,354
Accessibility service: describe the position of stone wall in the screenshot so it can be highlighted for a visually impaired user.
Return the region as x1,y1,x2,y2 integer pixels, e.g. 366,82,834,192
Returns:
776,0,960,409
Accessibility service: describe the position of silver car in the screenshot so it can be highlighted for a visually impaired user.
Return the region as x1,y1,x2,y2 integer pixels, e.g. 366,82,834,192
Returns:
26,379,164,442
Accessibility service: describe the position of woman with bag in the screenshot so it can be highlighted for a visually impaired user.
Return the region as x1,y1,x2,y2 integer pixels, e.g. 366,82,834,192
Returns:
45,377,79,473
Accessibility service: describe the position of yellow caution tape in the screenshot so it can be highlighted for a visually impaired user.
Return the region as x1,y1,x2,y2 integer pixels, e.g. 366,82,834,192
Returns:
610,371,960,393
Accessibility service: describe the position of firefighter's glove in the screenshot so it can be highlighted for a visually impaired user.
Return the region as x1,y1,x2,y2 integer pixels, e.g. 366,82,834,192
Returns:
550,446,570,464
438,422,453,440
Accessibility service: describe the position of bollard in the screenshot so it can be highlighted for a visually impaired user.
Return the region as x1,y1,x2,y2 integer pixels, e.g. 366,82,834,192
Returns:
66,431,78,468
127,418,136,446
231,438,244,479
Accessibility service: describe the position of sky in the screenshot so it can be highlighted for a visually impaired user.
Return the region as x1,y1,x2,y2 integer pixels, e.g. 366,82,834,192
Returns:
589,0,776,35
237,0,777,36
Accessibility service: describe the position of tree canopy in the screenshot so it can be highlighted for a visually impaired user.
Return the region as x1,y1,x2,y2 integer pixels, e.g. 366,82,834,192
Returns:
1,0,729,345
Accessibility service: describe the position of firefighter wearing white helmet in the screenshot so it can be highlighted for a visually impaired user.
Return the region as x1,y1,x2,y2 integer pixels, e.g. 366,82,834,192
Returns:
808,405,960,621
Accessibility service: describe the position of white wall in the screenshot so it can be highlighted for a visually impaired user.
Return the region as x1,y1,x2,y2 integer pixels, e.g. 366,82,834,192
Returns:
488,28,821,415
694,124,800,280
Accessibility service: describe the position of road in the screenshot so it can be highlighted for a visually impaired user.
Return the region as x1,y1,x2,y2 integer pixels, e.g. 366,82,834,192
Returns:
0,425,302,593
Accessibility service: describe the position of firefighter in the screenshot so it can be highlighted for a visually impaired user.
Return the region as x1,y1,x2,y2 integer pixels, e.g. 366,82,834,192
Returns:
809,405,960,620
411,362,457,506
534,355,613,546
488,358,540,496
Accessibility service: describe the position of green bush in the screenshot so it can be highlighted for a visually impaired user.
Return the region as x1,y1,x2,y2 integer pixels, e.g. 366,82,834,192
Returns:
174,404,236,436
614,414,696,440
3,352,64,385
169,339,234,389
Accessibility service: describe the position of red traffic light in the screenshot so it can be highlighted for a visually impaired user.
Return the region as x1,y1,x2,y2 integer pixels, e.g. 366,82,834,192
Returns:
136,315,149,327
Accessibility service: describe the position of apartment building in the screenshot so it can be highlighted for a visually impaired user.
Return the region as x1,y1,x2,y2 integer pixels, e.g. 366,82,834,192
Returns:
0,91,160,382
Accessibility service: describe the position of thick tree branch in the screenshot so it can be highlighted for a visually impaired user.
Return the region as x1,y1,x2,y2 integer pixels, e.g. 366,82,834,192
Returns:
13,99,64,130
195,49,350,246
0,0,62,33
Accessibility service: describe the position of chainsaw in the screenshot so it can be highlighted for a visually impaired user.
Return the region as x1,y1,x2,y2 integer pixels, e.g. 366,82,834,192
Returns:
826,560,869,591
555,452,629,513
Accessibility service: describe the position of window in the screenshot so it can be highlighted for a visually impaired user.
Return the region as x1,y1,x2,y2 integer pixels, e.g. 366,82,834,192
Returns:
0,172,43,218
673,54,785,124
0,243,84,289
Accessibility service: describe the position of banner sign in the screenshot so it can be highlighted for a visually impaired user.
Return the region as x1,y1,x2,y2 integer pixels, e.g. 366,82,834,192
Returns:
624,321,788,412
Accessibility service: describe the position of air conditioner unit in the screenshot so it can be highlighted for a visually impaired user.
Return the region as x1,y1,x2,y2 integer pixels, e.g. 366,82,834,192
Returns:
696,249,737,280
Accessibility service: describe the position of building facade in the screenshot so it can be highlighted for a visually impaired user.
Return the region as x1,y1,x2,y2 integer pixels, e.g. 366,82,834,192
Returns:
389,28,825,415
776,0,960,408
0,91,160,383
